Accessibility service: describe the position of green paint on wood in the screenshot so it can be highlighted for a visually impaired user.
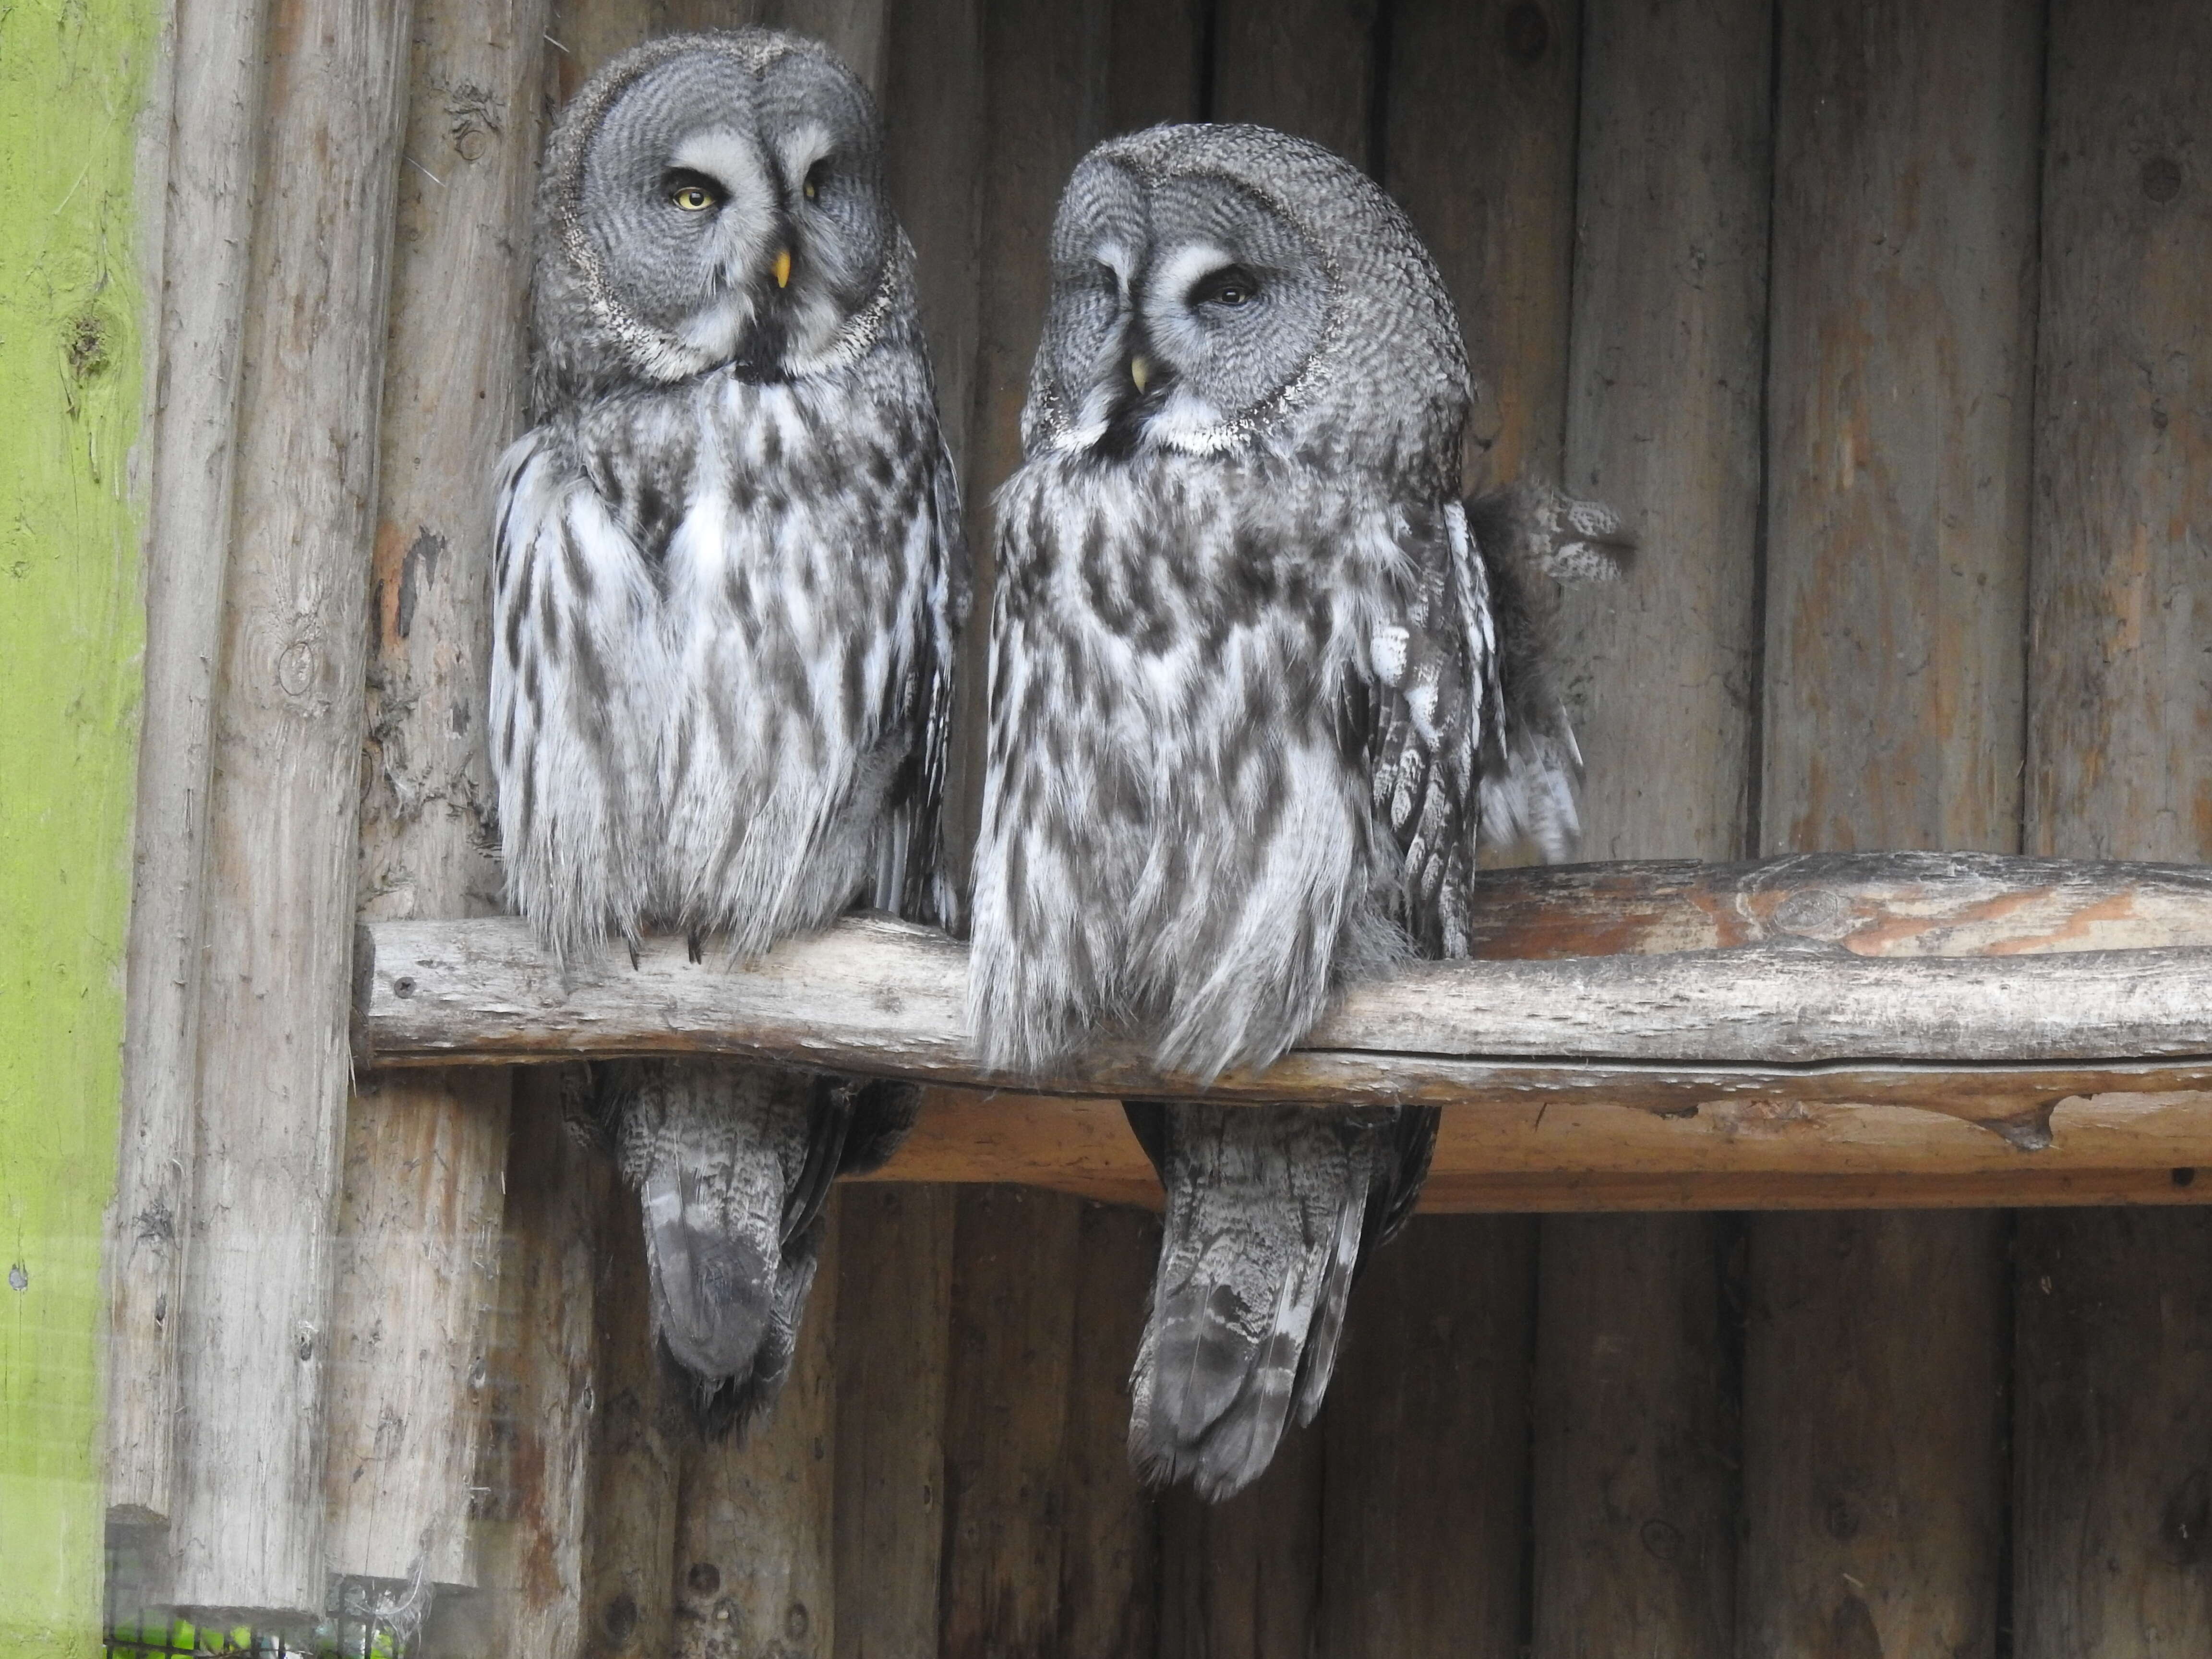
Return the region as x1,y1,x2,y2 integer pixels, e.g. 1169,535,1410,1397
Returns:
0,0,159,1650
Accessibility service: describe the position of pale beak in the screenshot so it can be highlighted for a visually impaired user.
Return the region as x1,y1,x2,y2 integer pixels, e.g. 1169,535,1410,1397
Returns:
773,247,793,289
1130,354,1152,393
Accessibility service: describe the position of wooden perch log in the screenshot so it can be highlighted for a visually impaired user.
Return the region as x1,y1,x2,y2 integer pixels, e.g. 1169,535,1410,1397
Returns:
354,853,2212,1208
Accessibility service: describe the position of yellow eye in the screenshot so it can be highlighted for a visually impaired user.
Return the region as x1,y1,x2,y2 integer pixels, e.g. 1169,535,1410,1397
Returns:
671,184,716,212
804,180,816,200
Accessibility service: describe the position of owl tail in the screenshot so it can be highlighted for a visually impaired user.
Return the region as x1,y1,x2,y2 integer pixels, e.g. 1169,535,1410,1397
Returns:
1125,1102,1435,1502
605,1062,920,1435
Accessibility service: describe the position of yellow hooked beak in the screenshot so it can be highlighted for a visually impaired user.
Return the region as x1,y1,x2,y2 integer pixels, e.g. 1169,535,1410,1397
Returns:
1130,354,1152,393
773,247,793,289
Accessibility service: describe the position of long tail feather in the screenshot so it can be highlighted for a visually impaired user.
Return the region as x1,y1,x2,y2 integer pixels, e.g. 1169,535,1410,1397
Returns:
1128,1103,1415,1502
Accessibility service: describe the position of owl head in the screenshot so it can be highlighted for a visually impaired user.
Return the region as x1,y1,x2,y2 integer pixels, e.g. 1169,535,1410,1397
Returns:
1024,123,1472,494
532,30,895,406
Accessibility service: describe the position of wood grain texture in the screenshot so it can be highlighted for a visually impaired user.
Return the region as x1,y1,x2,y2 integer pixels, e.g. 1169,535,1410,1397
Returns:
1156,1424,1325,1659
1739,1212,2010,1656
832,1186,956,1659
670,1203,841,1659
860,1086,2212,1206
1744,5,2042,1651
325,0,547,1588
166,0,415,1615
358,910,2212,1077
580,1177,684,1659
1758,0,2043,855
108,0,272,1527
1533,3,1767,1640
1387,0,1581,494
2014,6,2212,1653
937,1187,1084,1658
1212,0,1373,166
1531,1216,1738,1657
420,1070,609,1658
2013,1210,2212,1656
1055,1202,1161,1659
2023,0,2212,863
1552,0,1770,865
1318,1217,1536,1657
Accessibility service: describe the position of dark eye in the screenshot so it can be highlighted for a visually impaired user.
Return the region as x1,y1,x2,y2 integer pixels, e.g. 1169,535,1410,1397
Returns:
1191,265,1259,309
804,158,831,201
664,170,723,213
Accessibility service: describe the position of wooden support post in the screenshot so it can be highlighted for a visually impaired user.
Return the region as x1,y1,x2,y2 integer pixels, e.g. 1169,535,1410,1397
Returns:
108,0,273,1534
1529,0,1770,1648
321,0,547,1595
671,1201,842,1659
1318,1218,1537,1656
2013,3,2212,1654
1744,0,2044,1652
167,0,415,1617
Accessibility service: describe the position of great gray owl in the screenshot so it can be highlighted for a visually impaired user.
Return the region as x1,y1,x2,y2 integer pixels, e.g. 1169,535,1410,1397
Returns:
491,30,965,1424
969,123,1627,1499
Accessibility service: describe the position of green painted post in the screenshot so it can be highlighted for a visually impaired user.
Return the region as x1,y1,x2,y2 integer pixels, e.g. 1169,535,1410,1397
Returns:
0,0,160,1651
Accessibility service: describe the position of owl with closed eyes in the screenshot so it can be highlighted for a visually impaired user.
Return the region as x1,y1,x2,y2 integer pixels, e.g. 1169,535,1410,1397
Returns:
970,123,1628,1499
491,31,965,1425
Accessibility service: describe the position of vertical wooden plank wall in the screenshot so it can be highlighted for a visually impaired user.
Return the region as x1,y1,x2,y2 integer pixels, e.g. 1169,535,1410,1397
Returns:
1744,3,2042,1657
1531,1,1770,1653
2014,1,2212,1652
0,0,159,1644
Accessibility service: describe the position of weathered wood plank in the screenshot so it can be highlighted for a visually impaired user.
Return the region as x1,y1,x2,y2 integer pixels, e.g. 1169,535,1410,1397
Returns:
1318,1218,1536,1656
1530,0,1769,1643
1463,853,2212,961
325,0,547,1590
1055,1202,1161,1659
2013,3,2212,1653
832,1185,956,1659
108,0,272,1529
1387,0,1581,494
358,910,2212,1079
1532,1216,1739,1655
1212,0,1373,166
1740,1212,2010,1654
937,1186,1084,1657
2014,1211,2212,1654
1552,0,1770,867
1156,1426,1325,1659
857,1086,2212,1204
1759,0,2043,854
670,1202,840,1659
1747,3,2044,1651
167,0,416,1616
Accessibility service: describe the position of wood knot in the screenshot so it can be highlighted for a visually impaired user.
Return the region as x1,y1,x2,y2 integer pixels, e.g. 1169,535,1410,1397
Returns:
2143,156,2183,204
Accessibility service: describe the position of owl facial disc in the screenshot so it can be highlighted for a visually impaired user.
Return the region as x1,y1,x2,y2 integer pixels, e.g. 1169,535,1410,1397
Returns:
545,32,894,389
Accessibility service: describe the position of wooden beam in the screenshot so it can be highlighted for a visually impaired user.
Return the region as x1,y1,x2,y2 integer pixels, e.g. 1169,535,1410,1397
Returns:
357,907,2212,1109
168,0,414,1617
